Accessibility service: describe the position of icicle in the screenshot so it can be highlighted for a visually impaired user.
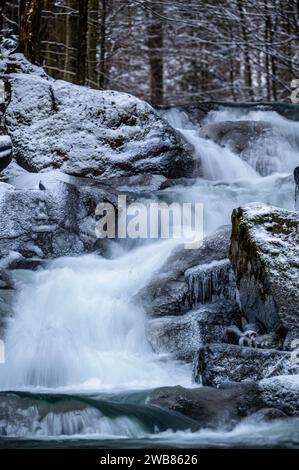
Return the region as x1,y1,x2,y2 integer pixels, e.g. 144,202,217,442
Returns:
185,259,236,307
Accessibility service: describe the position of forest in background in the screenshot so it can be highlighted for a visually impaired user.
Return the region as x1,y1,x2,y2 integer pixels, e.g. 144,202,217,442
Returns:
1,0,299,105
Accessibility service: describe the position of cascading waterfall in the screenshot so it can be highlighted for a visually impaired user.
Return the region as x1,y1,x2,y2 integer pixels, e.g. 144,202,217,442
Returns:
0,106,298,445
0,242,191,390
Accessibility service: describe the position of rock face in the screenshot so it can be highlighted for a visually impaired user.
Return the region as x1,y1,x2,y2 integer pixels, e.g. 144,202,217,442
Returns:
3,54,194,179
141,225,242,362
0,172,120,259
158,102,299,126
149,384,262,428
259,375,299,416
195,343,298,387
0,269,14,340
295,166,299,211
199,120,279,176
230,203,299,348
199,120,272,154
140,225,237,317
146,301,241,361
0,135,12,172
149,379,299,426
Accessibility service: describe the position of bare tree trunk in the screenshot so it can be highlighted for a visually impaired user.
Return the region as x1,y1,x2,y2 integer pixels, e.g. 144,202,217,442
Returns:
87,0,99,87
0,3,4,34
76,0,88,85
264,0,271,101
147,2,164,105
99,0,107,89
237,0,254,101
63,1,74,82
269,16,277,101
19,0,41,64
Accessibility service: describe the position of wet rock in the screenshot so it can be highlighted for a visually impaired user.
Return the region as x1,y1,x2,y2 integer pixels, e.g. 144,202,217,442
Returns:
230,203,299,348
0,296,13,340
0,135,12,172
149,383,262,428
139,225,238,317
294,166,299,211
146,300,241,361
0,173,120,259
241,407,288,424
4,54,194,180
158,102,299,127
259,375,299,416
255,332,284,350
199,119,299,176
0,390,199,436
195,343,298,387
199,120,272,154
0,269,15,340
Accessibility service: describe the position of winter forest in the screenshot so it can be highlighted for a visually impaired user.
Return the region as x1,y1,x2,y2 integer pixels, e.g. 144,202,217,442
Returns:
1,0,299,104
0,0,299,455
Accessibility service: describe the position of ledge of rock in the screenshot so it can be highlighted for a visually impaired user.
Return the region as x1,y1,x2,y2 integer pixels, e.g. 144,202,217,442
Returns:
0,173,120,259
0,269,14,340
2,54,194,180
0,135,12,172
199,120,272,155
149,384,262,429
195,343,298,387
146,300,241,362
139,225,237,317
258,375,299,416
230,202,299,348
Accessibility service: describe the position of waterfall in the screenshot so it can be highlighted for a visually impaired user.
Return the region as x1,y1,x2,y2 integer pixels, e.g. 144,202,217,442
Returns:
0,242,192,390
0,105,298,444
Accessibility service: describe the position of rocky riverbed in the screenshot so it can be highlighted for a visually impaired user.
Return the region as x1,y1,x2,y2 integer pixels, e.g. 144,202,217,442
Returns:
0,51,298,447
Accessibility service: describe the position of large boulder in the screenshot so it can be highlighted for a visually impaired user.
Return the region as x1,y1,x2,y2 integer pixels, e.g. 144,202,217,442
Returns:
199,120,299,176
0,172,120,259
149,380,299,427
195,343,298,387
146,300,241,361
230,203,299,348
0,135,12,172
199,120,272,154
139,225,238,317
149,383,262,428
258,375,299,416
3,54,194,179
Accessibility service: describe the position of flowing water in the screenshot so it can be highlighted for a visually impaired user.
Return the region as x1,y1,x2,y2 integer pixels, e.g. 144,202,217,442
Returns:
0,107,298,448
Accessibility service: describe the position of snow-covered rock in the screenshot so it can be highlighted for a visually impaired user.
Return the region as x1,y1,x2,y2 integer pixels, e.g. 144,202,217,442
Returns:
3,54,194,179
0,135,12,172
139,225,238,317
195,343,298,387
259,375,299,415
230,203,299,348
0,173,120,259
0,136,12,159
146,300,241,361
